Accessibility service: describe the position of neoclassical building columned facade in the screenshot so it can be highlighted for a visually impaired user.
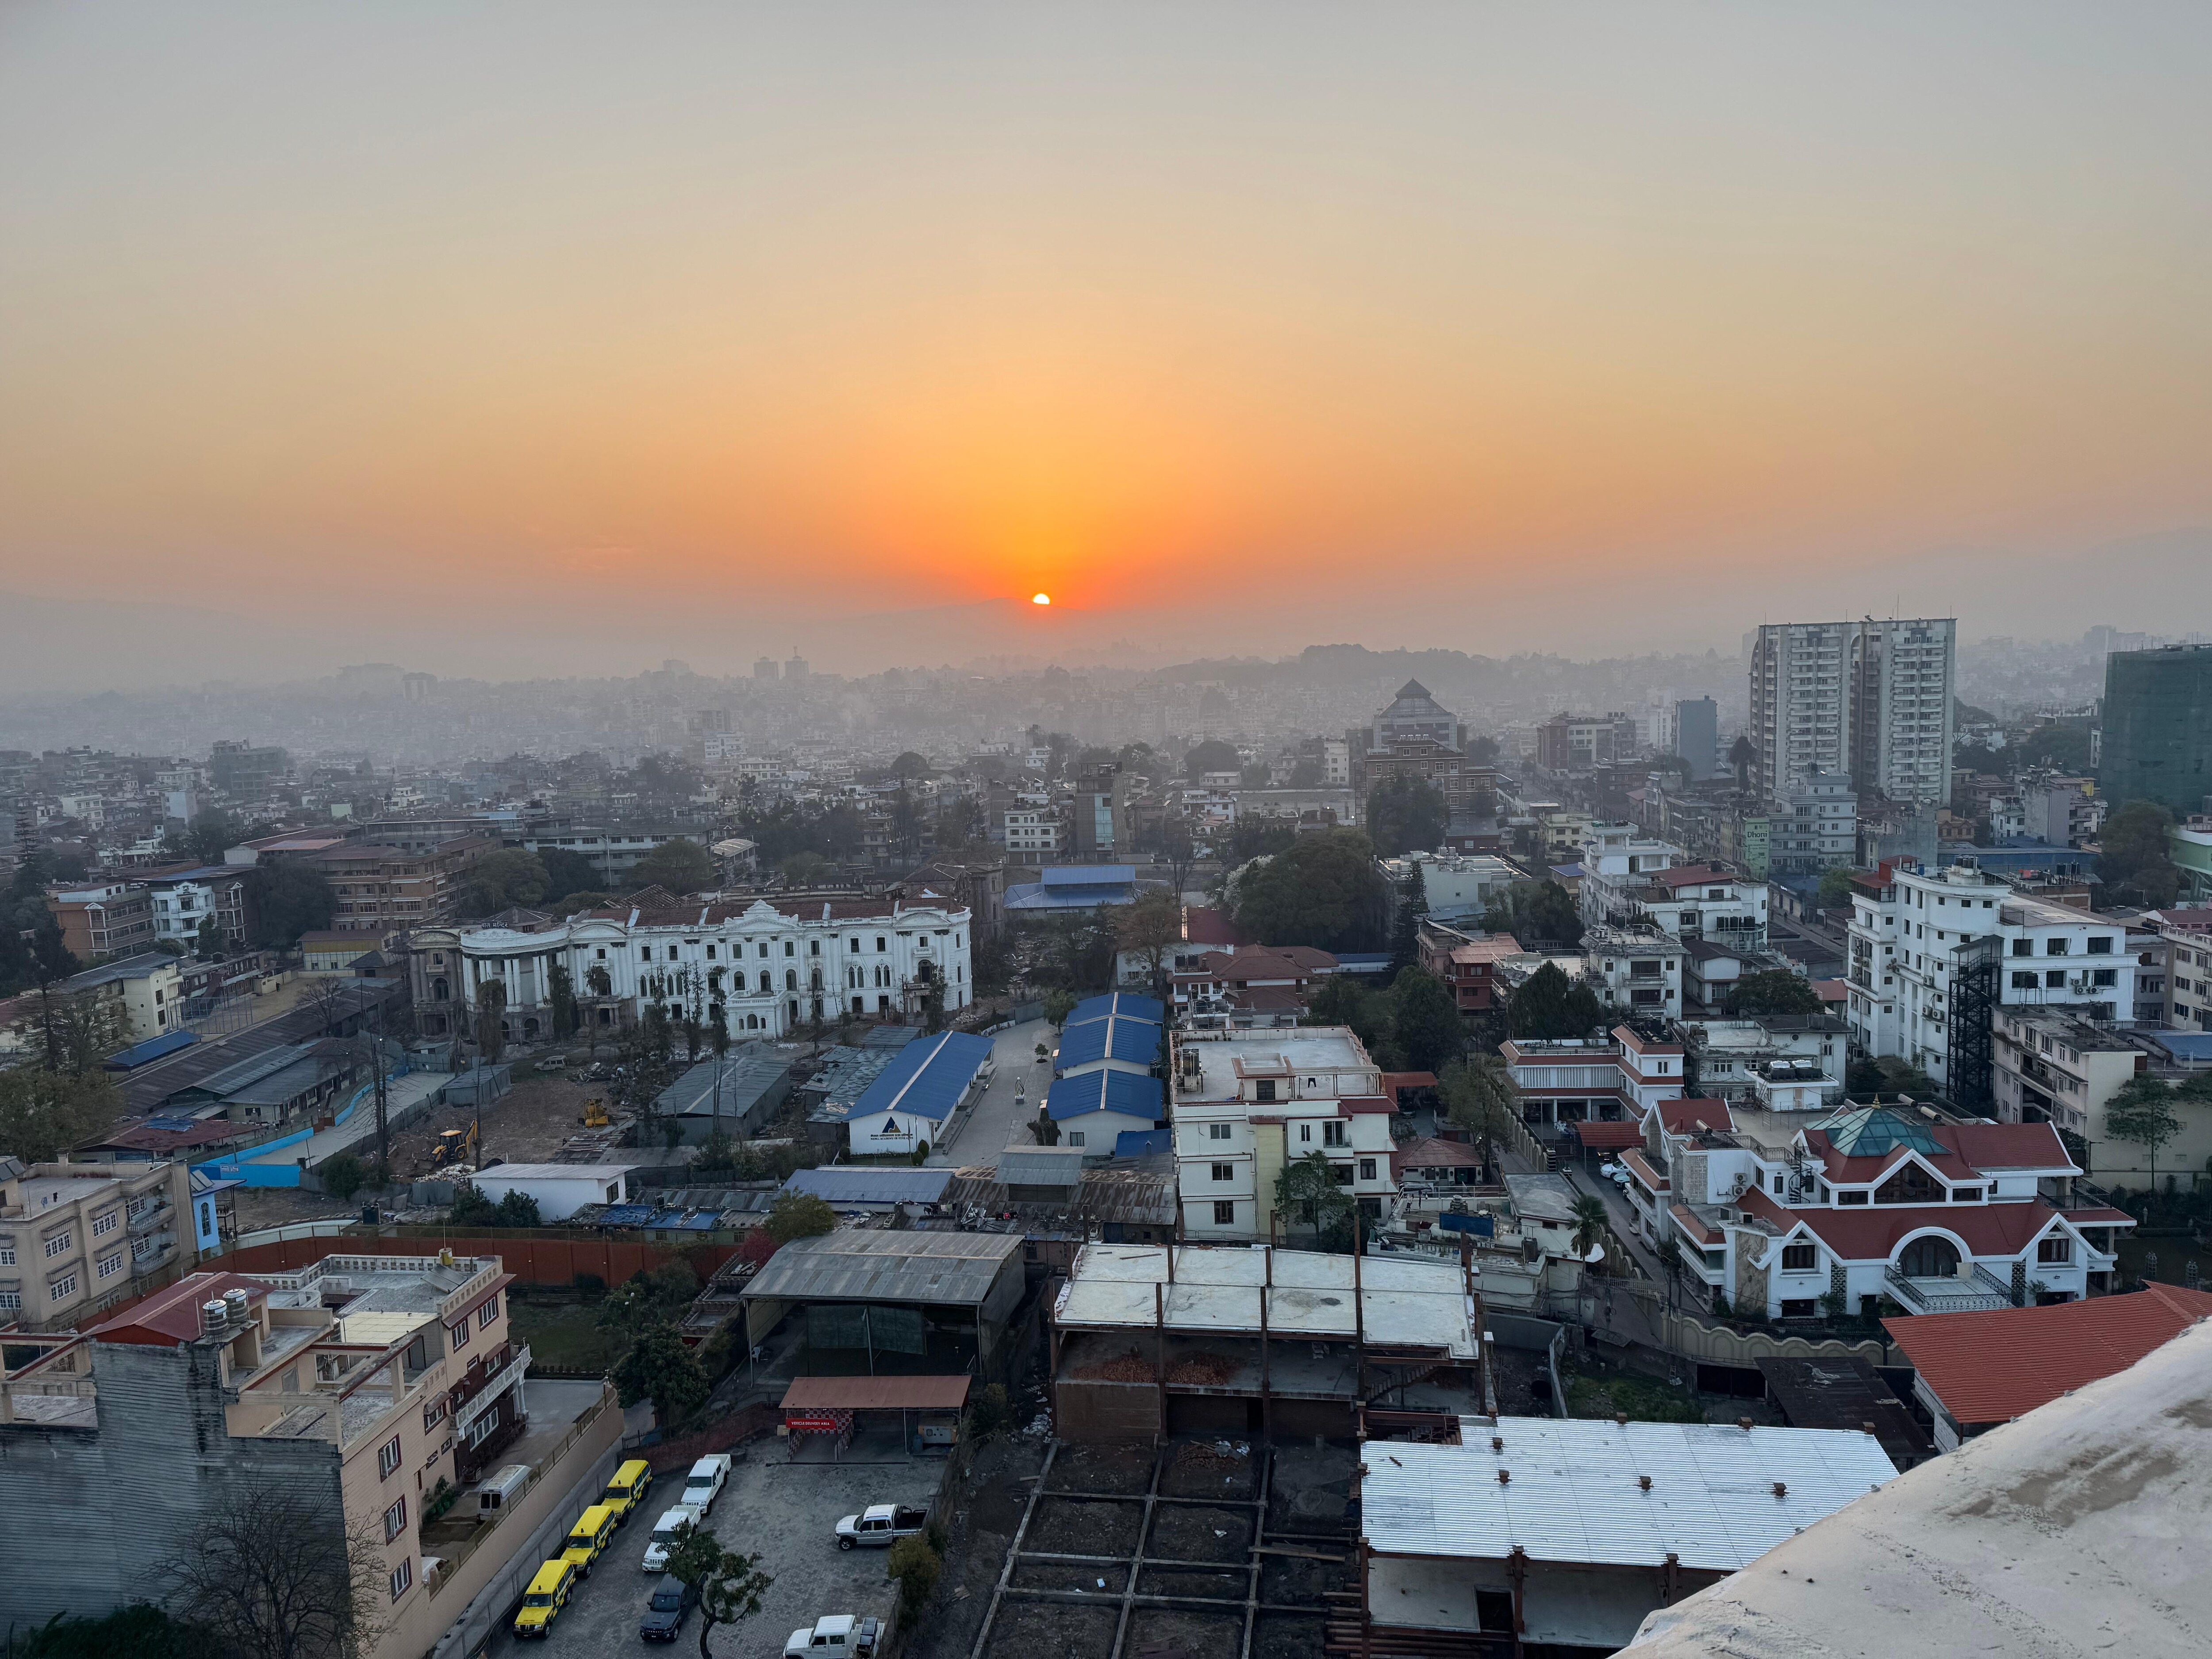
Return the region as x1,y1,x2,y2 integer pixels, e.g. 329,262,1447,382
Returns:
408,892,974,1043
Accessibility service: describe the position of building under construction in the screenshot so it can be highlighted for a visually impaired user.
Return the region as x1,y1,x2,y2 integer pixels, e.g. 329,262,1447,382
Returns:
1049,1241,1492,1443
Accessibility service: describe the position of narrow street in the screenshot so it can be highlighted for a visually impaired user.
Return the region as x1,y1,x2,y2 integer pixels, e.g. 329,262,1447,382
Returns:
928,1016,1052,1167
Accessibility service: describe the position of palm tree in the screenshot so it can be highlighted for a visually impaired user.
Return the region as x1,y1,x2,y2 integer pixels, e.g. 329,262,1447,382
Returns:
1569,1193,1611,1263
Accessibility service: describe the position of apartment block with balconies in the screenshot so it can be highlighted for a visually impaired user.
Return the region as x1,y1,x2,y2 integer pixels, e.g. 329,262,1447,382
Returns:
0,1156,192,1332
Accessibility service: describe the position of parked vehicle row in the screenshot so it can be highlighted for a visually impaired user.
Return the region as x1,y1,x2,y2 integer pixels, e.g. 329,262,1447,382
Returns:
511,1458,656,1640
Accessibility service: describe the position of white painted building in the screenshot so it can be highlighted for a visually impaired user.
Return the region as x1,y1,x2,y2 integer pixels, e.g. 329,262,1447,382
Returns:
1002,808,1062,857
1749,618,1955,805
1170,1028,1397,1239
1845,862,2143,1091
1577,824,1684,929
408,894,974,1043
1384,852,1522,926
1583,924,1684,1018
466,1163,633,1221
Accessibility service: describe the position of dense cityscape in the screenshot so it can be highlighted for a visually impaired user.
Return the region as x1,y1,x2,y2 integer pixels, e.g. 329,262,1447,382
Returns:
5,5,2210,1659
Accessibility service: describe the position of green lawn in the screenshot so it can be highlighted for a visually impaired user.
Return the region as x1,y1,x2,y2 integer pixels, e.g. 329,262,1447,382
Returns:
1564,1367,1705,1424
506,1295,623,1374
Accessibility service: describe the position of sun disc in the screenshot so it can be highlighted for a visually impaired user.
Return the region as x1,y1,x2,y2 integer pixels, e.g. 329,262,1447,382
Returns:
1032,592,1051,606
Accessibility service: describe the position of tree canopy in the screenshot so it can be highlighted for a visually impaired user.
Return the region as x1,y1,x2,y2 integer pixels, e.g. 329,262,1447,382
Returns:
1506,961,1604,1041
1366,775,1448,857
1386,966,1465,1074
460,849,550,917
538,846,605,902
1183,739,1242,780
2098,801,2181,908
245,862,335,949
1815,865,1859,909
763,1190,836,1244
1727,970,1823,1018
1229,828,1388,953
626,837,716,896
2104,1074,2183,1185
1482,879,1582,948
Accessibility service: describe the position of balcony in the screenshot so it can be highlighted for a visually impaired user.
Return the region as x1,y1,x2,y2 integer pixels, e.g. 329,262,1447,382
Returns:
127,1199,173,1235
1885,1264,2013,1314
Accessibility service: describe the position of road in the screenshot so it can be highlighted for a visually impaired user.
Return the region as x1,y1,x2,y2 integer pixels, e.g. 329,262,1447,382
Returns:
481,1446,916,1658
928,1018,1052,1170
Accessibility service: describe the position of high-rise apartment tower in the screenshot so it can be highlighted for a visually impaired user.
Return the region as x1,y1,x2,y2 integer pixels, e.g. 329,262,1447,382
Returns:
1748,618,1955,805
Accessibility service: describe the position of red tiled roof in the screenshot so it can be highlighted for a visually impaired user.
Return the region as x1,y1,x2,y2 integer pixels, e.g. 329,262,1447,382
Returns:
1621,1148,1667,1188
1182,906,1252,948
1949,1121,2075,1171
1575,1119,1647,1148
1812,979,1849,1004
1656,1098,1736,1135
2060,1206,2135,1226
1646,864,1737,891
95,1120,253,1153
1744,1189,2074,1261
1396,1136,1486,1168
92,1271,269,1346
1884,1284,2212,1427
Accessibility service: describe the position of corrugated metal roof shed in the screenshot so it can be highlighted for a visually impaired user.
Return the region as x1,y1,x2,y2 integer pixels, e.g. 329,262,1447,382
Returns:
740,1228,1022,1307
1069,991,1165,1025
849,1030,993,1124
782,1167,956,1206
995,1147,1084,1187
1056,1014,1160,1072
1045,1069,1164,1122
656,1047,795,1117
1360,1416,1896,1571
103,1029,200,1070
172,1041,317,1100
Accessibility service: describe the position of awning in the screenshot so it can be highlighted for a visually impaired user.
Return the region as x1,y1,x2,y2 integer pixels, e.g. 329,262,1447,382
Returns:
1574,1120,1646,1148
780,1375,972,1412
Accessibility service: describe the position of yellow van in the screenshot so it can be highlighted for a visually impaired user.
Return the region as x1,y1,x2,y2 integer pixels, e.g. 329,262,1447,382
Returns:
560,1503,619,1577
603,1458,654,1523
511,1559,576,1639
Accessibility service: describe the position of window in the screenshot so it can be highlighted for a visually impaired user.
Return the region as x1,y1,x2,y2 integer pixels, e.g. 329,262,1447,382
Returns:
2011,940,2032,957
2092,969,2117,988
877,937,887,951
1780,1243,1817,1271
0,1243,12,1266
2047,971,2066,988
49,1271,77,1300
478,1295,499,1329
96,1250,124,1281
2086,936,2113,954
1067,1132,1085,1148
0,1293,18,1311
388,1559,412,1601
423,1398,448,1432
378,1436,403,1479
1323,1121,1348,1148
43,1231,71,1259
383,1497,408,1541
1255,1079,1276,1102
1298,1123,1311,1142
783,941,795,956
1358,1158,1377,1182
639,946,652,960
2011,971,2039,989
1332,1164,1354,1186
2037,1237,2072,1264
448,1317,470,1350
1211,1163,1235,1182
1213,1201,1236,1226
2045,938,2070,956
91,1210,119,1238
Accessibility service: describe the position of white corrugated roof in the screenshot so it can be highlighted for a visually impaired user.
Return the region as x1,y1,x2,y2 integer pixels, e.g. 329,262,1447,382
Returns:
1361,1416,1895,1571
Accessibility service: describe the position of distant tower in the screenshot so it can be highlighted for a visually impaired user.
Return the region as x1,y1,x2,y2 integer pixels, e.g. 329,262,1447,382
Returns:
785,651,810,682
754,656,780,682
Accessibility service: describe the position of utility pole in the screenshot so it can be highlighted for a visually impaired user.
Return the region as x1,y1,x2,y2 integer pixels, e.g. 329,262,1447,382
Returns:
371,1001,391,1180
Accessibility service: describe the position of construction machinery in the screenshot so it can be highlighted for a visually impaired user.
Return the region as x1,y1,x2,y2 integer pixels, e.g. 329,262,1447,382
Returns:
580,1098,609,1129
430,1124,479,1171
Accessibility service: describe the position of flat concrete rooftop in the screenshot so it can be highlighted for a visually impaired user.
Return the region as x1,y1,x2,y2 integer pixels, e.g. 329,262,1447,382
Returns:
1178,1029,1379,1102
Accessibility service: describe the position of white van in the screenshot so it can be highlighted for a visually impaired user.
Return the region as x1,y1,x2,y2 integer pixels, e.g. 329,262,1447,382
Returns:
642,1503,704,1572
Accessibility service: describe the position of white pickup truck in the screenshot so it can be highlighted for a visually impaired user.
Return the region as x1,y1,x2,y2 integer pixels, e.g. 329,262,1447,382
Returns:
680,1453,733,1517
784,1614,880,1658
641,1504,703,1573
833,1503,929,1551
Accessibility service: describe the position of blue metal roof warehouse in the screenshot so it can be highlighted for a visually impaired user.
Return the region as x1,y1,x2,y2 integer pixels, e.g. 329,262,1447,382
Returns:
1005,865,1142,914
1045,1068,1164,1123
1056,1014,1161,1075
848,1029,994,1125
1068,992,1165,1026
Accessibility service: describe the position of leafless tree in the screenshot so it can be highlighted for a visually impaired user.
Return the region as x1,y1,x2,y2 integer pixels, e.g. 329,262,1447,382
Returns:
158,1477,388,1659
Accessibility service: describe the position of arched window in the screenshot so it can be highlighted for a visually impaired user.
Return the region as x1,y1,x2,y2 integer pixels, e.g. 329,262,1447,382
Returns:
759,971,772,993
810,969,823,992
785,969,798,991
1897,1235,1961,1279
432,978,449,1003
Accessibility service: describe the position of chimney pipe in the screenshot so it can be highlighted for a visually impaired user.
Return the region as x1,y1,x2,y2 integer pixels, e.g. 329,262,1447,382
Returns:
1639,1475,1652,1491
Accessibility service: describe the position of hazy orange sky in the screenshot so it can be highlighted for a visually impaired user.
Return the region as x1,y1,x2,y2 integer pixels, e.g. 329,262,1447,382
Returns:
3,3,2211,675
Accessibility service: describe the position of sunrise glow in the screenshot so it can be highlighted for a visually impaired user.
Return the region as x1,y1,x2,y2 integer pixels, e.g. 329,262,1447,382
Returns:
1032,593,1052,607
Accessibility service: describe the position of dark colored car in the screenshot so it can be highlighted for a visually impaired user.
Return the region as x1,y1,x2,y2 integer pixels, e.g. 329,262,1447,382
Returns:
640,1579,699,1642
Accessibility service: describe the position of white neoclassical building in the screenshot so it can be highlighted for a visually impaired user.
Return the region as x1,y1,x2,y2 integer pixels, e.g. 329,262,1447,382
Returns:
408,893,974,1044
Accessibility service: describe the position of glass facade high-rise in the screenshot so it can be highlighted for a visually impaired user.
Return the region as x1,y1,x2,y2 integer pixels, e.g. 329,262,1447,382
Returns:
2101,644,2212,817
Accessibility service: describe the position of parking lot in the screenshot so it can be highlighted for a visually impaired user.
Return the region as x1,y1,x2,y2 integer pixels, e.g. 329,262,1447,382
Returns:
484,1444,930,1656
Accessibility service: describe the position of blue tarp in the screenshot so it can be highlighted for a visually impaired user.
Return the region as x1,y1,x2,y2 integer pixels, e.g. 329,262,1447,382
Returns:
1046,1069,1164,1123
783,1167,956,1205
1436,1212,1495,1237
1114,1127,1171,1157
104,1030,199,1070
848,1029,993,1125
1056,1014,1160,1074
1068,992,1166,1026
599,1204,658,1227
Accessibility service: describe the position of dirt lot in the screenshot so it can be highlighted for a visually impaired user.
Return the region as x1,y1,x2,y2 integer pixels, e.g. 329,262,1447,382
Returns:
388,1068,607,1175
903,1432,1052,1659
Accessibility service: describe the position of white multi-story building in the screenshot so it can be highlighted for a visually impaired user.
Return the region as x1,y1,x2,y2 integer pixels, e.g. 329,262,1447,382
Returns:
1583,924,1684,1018
1170,1028,1396,1239
1845,862,2143,1091
1383,852,1521,926
1577,824,1683,929
1002,808,1062,857
409,894,974,1043
1748,618,1955,805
